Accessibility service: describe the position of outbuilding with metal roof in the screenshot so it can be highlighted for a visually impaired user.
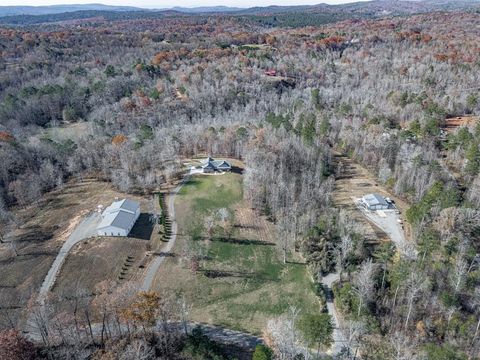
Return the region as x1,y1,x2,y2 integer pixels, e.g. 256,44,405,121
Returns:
97,198,140,237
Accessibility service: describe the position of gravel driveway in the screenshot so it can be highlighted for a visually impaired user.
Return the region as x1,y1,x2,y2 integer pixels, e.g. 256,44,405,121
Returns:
37,212,101,303
359,206,417,259
321,273,349,355
140,178,187,291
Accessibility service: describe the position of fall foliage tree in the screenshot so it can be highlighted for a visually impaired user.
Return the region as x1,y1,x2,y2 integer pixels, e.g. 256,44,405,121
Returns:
121,291,161,329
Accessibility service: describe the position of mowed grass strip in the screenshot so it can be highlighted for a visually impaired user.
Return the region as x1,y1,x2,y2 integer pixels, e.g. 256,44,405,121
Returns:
153,172,319,334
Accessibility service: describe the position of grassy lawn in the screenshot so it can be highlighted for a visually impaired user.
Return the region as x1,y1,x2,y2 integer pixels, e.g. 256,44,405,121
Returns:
152,172,320,334
178,173,243,212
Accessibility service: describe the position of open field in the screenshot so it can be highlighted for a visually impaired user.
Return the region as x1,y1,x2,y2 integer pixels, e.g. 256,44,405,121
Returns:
45,121,93,140
0,179,156,329
333,153,412,243
151,170,320,334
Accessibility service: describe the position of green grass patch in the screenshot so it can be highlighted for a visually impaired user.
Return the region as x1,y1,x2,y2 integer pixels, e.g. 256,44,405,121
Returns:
165,173,319,333
178,174,243,213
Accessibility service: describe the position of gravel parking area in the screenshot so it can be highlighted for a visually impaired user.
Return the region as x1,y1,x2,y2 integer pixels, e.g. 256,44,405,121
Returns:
356,202,417,259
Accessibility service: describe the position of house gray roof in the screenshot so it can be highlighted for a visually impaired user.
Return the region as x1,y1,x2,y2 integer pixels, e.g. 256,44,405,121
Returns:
362,194,388,207
201,157,231,170
212,160,231,168
202,161,216,169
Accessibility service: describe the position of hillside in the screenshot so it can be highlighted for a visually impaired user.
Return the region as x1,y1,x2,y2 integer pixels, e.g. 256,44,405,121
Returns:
1,3,480,360
0,3,144,16
1,0,480,26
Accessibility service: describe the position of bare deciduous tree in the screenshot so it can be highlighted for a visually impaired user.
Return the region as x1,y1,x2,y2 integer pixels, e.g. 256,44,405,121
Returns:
353,259,377,317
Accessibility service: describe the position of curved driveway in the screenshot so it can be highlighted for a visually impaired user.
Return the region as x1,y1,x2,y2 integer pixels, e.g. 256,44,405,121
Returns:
140,178,188,291
37,212,100,304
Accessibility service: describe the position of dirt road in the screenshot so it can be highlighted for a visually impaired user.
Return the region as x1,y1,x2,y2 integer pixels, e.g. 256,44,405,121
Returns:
360,208,416,259
25,212,100,334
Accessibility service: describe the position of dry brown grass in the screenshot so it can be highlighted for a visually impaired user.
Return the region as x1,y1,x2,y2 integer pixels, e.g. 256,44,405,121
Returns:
52,236,147,299
0,179,154,329
443,116,478,133
333,153,412,242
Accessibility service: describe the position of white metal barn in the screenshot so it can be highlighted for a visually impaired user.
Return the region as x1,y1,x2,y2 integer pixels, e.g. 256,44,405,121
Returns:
361,194,392,211
96,199,140,237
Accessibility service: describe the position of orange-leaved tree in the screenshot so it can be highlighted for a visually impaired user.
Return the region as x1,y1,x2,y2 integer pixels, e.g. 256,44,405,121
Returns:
112,134,128,146
121,291,161,331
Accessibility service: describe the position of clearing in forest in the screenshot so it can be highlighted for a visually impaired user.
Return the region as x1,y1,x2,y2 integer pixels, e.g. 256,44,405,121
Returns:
151,170,320,334
442,116,478,133
333,153,411,243
0,179,156,329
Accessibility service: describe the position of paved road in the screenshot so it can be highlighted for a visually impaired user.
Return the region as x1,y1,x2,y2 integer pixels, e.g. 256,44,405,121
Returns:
37,212,100,304
140,178,188,291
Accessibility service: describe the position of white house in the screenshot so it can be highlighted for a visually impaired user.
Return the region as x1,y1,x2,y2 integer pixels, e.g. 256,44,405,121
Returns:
97,198,140,237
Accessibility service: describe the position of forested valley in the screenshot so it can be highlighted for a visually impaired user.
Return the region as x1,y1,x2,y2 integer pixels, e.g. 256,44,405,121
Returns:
1,5,480,360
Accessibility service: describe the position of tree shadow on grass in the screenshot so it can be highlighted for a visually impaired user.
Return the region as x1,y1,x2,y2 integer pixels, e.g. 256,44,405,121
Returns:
212,237,276,246
17,251,55,258
285,260,307,265
233,224,258,230
0,251,53,266
172,178,201,193
201,269,256,279
201,270,280,284
15,225,55,244
152,251,176,257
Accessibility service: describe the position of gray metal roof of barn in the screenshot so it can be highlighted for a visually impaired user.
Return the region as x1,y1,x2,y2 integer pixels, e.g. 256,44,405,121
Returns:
363,193,388,207
105,198,140,214
97,209,136,231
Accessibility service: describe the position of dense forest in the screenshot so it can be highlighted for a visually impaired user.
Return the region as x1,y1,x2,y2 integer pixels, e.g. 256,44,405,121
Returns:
1,4,480,359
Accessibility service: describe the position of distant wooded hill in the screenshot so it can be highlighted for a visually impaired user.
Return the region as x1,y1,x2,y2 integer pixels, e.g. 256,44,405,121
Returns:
0,0,480,26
